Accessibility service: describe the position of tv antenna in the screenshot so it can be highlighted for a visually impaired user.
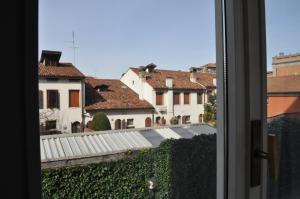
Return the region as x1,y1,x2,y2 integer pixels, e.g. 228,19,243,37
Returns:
67,31,79,65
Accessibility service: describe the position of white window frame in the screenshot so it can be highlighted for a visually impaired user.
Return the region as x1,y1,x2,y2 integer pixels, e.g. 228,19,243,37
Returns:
216,0,267,199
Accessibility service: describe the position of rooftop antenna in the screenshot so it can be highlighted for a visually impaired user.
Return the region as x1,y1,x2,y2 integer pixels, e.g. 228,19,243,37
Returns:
67,31,79,65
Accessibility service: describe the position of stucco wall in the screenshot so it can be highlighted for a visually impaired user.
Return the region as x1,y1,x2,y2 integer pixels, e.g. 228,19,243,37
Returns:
85,109,154,129
39,79,83,133
268,96,300,118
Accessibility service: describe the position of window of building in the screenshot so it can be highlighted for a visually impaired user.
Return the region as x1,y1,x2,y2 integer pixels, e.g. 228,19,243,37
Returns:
184,93,190,104
45,120,56,131
126,119,134,128
199,114,203,123
174,92,180,105
156,92,164,105
71,121,81,133
47,90,59,109
39,90,43,109
69,90,80,107
197,92,203,104
182,115,191,124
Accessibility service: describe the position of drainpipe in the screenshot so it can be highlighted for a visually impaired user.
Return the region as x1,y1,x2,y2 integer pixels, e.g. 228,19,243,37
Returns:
81,79,85,132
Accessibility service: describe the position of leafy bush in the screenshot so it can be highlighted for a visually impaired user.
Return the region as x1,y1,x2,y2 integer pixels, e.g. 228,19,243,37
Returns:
91,112,111,131
42,134,216,199
170,117,179,125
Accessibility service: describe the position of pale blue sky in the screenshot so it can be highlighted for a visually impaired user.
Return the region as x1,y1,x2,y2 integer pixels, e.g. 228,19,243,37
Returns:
39,0,300,78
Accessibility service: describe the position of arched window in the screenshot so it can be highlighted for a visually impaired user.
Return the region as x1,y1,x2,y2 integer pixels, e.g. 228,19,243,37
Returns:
145,117,152,127
71,121,81,133
155,116,161,125
115,119,121,130
199,114,203,123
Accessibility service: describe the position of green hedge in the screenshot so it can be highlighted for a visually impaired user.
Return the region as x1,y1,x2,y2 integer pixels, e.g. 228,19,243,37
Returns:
42,134,216,199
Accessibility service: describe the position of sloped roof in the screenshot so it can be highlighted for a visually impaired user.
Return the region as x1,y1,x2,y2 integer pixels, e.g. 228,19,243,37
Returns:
39,62,85,79
130,67,215,90
85,77,154,110
268,75,300,93
40,124,217,166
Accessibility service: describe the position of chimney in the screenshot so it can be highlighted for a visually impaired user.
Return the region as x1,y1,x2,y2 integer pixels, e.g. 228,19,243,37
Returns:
213,78,217,86
165,77,173,88
145,63,157,73
40,50,62,66
189,67,197,83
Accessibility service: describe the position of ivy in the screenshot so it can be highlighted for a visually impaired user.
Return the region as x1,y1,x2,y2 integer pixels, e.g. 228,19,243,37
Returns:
42,134,216,199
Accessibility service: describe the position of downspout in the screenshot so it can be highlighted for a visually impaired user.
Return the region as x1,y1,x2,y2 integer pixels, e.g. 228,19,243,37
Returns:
81,79,85,132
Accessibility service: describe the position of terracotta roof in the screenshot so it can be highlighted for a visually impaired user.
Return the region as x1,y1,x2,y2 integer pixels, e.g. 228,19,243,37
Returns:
268,75,300,93
130,67,215,90
39,63,85,78
85,77,154,111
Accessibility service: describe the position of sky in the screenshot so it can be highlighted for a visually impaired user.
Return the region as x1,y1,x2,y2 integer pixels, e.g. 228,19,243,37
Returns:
39,0,300,79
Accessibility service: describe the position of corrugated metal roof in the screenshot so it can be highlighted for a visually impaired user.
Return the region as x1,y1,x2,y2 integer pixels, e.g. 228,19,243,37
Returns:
40,124,216,163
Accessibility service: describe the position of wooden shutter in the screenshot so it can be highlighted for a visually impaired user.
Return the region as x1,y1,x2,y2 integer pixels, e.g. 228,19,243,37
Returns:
184,93,190,104
47,90,59,108
39,90,43,109
69,90,80,107
156,92,163,105
174,93,180,105
197,92,203,104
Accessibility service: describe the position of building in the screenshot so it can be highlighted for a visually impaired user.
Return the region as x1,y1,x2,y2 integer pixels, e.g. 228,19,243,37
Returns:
272,52,300,76
120,64,216,126
267,75,300,119
39,50,85,134
84,77,155,129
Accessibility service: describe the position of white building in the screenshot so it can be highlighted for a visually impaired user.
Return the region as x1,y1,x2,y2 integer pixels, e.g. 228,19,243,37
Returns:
38,50,85,134
120,64,216,125
84,77,155,130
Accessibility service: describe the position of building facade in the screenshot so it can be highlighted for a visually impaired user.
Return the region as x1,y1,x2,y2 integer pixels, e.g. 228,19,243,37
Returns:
39,50,85,134
267,75,300,119
120,64,216,126
272,52,300,77
84,77,154,129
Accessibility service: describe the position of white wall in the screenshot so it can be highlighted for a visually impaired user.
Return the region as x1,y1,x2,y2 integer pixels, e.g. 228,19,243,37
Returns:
85,109,154,129
120,69,154,103
39,79,83,133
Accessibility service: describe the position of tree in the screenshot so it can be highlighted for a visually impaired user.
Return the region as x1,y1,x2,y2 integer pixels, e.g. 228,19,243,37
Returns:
203,93,217,127
91,112,111,131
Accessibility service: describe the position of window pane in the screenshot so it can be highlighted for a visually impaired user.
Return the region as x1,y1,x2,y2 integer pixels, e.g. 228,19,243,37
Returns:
266,0,300,198
39,0,218,198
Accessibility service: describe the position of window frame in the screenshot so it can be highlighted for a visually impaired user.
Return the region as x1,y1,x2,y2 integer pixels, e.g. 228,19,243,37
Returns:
18,0,268,198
